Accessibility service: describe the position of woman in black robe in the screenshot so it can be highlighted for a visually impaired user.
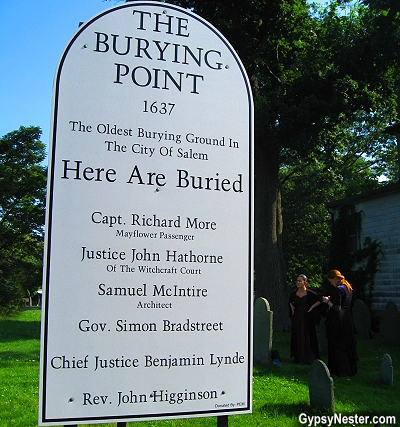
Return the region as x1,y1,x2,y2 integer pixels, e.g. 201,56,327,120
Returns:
289,275,322,365
322,269,359,376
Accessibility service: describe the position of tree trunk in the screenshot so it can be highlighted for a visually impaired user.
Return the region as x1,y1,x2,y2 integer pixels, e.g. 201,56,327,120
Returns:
254,139,288,331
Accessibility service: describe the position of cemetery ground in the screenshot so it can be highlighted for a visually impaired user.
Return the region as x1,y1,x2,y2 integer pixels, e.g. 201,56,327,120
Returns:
1,310,399,427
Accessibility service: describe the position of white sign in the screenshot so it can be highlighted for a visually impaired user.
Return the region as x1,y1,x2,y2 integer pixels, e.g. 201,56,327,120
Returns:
39,2,253,425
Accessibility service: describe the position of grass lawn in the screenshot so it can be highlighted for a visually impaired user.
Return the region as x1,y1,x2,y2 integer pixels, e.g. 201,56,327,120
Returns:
1,309,399,427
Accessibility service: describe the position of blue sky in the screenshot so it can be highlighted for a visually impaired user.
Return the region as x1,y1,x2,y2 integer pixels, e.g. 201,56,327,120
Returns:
0,0,119,162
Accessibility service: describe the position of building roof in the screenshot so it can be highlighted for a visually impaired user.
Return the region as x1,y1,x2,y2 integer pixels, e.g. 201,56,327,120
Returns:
326,182,400,209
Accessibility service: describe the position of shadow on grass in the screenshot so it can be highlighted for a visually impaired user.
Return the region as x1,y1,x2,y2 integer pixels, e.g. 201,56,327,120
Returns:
258,401,316,417
253,360,312,385
0,319,41,342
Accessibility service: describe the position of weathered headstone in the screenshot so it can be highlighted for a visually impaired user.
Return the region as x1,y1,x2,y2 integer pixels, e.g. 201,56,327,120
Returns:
380,354,393,385
253,297,273,365
353,299,370,339
308,359,334,412
381,301,400,345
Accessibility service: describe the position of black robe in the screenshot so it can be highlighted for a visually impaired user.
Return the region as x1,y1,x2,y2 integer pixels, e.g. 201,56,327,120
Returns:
289,289,321,365
325,284,359,376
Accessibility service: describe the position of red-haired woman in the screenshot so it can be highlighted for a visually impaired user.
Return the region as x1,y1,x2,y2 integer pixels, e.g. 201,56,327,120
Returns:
322,269,359,376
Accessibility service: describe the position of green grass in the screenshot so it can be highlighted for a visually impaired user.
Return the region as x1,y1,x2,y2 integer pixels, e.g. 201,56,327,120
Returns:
1,310,399,427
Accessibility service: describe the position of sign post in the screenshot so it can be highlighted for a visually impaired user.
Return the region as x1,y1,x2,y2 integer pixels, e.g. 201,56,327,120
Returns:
39,2,253,425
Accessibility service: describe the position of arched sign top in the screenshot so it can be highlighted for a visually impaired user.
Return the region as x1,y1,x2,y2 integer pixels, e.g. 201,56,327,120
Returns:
40,2,253,425
57,1,252,97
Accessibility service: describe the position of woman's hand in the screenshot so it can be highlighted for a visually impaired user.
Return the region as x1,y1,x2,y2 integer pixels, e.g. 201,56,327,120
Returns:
308,301,321,312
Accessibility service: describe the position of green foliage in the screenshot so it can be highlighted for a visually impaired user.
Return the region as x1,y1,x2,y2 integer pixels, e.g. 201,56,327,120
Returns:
278,51,399,284
280,127,387,289
0,127,46,313
328,205,382,307
167,0,400,301
0,277,23,315
281,160,334,286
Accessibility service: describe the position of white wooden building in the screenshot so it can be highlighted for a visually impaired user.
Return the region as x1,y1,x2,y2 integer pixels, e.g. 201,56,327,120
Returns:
327,182,400,312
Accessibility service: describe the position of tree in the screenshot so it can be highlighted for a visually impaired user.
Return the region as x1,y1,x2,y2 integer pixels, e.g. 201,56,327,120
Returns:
0,126,46,313
281,105,398,288
165,0,400,329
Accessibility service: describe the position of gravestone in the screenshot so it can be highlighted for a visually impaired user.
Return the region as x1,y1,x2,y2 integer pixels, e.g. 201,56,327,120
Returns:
352,299,370,339
381,301,400,345
253,297,273,365
308,359,334,412
380,354,393,385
